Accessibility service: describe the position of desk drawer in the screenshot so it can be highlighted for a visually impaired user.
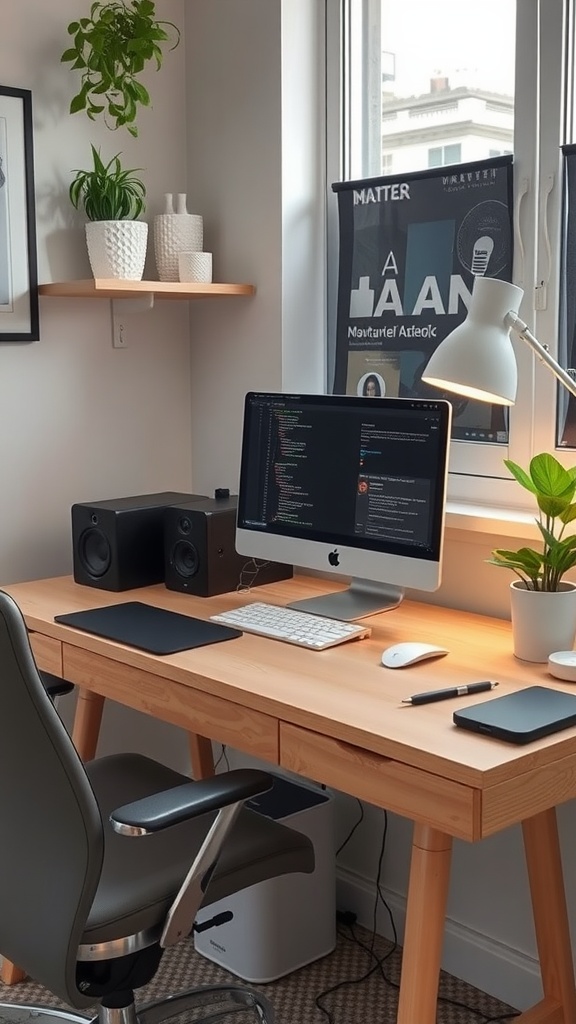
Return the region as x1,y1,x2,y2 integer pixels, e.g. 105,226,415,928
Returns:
30,632,62,676
280,722,480,841
63,645,279,764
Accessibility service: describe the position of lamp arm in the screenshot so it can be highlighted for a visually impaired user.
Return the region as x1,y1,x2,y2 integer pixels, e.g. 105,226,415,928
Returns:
506,311,576,399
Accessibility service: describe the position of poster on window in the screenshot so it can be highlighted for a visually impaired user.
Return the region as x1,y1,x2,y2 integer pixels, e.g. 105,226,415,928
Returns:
332,155,514,443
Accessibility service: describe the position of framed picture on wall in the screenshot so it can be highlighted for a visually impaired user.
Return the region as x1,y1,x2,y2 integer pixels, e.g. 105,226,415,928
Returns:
0,86,39,342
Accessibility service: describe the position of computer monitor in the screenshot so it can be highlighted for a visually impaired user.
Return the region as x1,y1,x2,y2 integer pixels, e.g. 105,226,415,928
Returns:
236,392,452,619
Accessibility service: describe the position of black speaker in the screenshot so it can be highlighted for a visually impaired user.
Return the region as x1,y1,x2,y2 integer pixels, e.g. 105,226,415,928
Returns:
164,496,293,597
72,492,209,592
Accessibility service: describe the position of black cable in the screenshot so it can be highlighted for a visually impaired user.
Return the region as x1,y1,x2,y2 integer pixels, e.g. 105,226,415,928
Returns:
336,797,364,856
213,744,230,772
315,802,520,1024
314,810,393,1022
339,920,519,1024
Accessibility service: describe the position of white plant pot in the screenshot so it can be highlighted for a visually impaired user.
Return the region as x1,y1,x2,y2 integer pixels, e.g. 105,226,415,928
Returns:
510,580,576,663
85,220,148,280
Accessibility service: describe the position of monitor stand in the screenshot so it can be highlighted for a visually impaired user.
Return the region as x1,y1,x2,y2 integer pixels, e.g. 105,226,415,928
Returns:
288,579,404,621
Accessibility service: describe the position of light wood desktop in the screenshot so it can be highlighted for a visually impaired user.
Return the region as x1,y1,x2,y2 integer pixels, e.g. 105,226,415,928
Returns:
2,574,576,1024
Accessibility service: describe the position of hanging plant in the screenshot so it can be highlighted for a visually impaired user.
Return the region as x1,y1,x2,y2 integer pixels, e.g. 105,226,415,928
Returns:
61,0,180,137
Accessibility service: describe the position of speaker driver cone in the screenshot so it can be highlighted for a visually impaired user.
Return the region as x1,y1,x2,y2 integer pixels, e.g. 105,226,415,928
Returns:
172,540,199,579
79,528,112,578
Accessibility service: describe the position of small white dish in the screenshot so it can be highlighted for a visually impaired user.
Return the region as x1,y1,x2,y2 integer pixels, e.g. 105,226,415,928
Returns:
548,650,576,682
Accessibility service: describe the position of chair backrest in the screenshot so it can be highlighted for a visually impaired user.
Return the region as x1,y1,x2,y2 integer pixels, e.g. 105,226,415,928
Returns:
0,591,104,1006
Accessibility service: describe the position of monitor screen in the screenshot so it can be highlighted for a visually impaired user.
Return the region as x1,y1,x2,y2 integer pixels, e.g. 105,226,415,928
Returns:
236,392,452,619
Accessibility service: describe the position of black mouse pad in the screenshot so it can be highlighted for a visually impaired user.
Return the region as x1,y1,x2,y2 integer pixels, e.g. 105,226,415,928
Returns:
55,602,242,655
453,685,576,744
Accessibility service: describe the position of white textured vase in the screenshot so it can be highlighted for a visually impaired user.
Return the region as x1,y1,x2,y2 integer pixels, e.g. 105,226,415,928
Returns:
509,580,576,663
154,192,203,282
85,220,148,280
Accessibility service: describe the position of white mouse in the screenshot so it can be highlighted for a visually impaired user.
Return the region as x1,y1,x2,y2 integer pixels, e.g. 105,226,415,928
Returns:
381,642,449,669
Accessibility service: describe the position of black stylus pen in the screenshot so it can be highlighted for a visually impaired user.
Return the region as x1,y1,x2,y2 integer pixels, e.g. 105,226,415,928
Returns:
402,680,499,706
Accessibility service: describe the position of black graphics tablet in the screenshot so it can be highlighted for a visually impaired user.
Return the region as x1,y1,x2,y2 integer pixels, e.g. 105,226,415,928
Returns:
55,602,242,655
453,685,576,744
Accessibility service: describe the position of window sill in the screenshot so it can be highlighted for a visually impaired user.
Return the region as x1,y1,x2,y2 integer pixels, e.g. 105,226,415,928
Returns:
445,501,540,542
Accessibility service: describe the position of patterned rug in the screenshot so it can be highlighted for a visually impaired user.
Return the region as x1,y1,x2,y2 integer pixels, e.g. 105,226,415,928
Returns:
0,925,518,1024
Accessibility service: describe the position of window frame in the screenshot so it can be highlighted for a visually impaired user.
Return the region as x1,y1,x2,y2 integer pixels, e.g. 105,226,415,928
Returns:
326,0,575,521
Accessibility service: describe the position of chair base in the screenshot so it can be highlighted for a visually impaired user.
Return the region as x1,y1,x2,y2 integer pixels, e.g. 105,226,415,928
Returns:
138,985,274,1024
0,986,275,1024
0,1007,89,1024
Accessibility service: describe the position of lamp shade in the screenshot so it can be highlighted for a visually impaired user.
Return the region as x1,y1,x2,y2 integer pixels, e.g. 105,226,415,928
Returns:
421,277,525,405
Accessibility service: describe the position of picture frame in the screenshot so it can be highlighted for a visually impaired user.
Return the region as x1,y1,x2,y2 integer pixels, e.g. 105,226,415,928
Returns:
0,85,39,342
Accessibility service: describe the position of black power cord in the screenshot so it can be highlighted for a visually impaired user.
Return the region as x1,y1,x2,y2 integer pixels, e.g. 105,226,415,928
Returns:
213,743,230,772
315,809,398,1023
315,799,520,1024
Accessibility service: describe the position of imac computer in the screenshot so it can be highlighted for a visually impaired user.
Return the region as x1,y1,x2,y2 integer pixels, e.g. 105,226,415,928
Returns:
236,392,452,620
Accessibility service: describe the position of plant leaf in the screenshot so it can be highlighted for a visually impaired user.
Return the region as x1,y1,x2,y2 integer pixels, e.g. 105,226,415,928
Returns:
530,452,576,498
489,547,544,571
70,93,88,114
560,502,576,525
504,459,537,494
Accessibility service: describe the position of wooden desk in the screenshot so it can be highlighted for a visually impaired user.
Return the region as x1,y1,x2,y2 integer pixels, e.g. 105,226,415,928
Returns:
3,574,576,1024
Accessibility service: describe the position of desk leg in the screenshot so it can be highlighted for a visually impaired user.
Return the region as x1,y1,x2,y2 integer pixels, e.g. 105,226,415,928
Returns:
188,735,215,779
72,690,105,761
0,960,26,985
522,808,576,1023
396,823,452,1024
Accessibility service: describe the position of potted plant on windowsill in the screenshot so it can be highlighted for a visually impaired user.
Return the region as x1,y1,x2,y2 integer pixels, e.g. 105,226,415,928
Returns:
487,452,576,662
70,145,147,279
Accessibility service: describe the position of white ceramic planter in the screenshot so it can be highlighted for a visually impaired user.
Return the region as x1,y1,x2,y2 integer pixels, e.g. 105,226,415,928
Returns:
509,580,576,663
85,220,148,280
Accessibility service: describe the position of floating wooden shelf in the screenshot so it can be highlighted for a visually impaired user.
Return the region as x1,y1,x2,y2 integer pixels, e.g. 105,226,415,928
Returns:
38,279,256,300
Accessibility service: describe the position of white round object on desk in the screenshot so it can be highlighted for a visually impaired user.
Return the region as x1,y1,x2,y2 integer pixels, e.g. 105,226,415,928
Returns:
548,650,576,681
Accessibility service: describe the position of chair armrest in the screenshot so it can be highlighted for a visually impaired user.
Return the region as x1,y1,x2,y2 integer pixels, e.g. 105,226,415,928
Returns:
110,768,273,835
39,671,75,699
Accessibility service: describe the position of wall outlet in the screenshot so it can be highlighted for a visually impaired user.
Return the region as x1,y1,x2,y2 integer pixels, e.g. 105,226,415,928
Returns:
113,319,128,348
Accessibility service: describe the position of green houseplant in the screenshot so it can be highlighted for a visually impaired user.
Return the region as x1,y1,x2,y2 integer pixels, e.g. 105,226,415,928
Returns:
69,145,146,221
488,452,576,662
70,145,148,279
488,453,576,592
62,0,180,137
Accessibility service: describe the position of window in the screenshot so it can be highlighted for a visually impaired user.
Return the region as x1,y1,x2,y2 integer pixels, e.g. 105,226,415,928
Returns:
327,0,574,509
428,144,462,168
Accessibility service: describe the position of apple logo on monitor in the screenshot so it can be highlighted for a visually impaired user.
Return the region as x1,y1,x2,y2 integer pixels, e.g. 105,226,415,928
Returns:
328,549,340,567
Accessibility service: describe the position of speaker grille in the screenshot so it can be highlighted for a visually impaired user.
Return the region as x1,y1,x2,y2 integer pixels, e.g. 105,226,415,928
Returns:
78,528,112,578
172,539,199,579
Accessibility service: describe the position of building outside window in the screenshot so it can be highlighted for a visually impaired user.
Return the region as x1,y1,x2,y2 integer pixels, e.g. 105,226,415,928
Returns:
428,143,462,169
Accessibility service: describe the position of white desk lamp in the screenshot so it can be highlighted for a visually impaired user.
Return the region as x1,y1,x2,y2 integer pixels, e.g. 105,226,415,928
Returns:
421,276,576,403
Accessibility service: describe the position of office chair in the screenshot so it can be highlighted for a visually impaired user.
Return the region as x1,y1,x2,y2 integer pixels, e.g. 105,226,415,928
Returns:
0,590,315,1024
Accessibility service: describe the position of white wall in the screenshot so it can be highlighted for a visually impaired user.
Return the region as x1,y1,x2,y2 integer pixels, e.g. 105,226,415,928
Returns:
1,0,574,1012
0,0,195,772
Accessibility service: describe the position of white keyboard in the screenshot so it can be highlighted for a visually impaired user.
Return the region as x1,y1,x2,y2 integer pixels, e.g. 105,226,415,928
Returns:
210,602,371,650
